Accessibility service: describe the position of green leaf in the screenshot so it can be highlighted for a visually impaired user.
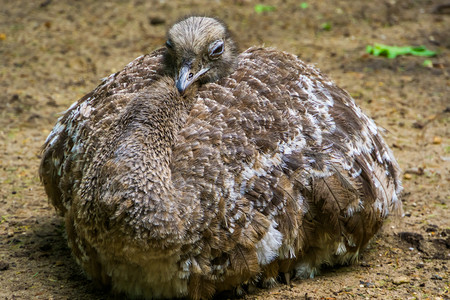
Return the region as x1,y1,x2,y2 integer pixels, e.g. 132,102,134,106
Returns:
320,22,332,31
422,59,433,67
300,2,308,9
366,44,437,59
254,4,276,13
410,46,437,57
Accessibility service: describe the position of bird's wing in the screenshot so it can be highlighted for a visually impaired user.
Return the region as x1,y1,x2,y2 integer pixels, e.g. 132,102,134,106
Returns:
39,49,166,215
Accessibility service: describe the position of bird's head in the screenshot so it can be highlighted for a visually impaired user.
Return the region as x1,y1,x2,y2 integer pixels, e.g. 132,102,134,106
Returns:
163,16,238,94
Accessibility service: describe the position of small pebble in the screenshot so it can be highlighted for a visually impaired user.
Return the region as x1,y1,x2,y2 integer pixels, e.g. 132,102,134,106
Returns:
392,276,410,285
360,262,370,267
431,274,442,280
432,136,442,144
403,173,412,180
148,16,166,25
359,280,375,288
405,167,424,175
0,261,10,271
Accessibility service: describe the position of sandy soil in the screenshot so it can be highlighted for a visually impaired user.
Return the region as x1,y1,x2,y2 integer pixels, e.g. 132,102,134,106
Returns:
0,0,448,299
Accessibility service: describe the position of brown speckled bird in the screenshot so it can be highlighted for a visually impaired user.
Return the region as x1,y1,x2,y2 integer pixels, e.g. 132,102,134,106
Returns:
39,16,402,299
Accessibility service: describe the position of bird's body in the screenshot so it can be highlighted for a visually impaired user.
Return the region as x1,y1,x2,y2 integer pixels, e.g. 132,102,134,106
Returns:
40,17,402,299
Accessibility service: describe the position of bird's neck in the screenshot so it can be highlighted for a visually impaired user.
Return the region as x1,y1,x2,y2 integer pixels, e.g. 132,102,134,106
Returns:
118,77,198,247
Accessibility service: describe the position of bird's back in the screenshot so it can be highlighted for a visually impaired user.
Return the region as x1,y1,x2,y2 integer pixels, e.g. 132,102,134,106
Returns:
170,47,402,284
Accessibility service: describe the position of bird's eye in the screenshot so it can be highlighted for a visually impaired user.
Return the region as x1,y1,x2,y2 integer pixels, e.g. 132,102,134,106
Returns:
208,40,224,59
165,40,174,50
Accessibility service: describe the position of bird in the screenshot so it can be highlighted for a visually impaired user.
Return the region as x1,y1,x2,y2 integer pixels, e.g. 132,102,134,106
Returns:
39,16,403,299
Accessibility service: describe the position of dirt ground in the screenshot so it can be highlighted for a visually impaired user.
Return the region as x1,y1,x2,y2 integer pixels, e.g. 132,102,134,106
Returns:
0,0,448,299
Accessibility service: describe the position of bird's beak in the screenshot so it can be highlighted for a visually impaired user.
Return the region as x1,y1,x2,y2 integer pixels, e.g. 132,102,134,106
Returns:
176,62,209,94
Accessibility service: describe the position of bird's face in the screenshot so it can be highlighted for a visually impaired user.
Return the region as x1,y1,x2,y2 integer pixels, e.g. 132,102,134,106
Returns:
164,16,238,94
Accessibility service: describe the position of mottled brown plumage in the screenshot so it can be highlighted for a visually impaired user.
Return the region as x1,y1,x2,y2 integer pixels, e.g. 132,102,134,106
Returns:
40,16,402,299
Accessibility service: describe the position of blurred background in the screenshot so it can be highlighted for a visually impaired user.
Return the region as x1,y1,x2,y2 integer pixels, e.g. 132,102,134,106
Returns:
0,1,448,299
